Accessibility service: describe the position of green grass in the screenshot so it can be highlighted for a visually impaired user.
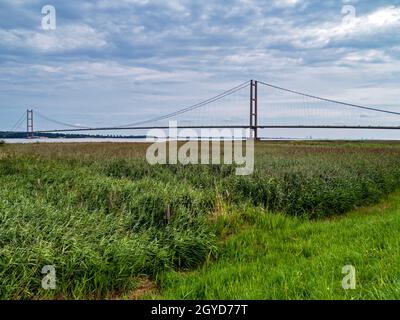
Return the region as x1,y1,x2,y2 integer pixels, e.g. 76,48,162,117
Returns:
1,141,400,299
157,194,400,299
0,156,216,299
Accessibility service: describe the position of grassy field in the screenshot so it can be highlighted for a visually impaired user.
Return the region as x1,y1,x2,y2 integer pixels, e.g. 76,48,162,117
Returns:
158,195,400,299
1,141,400,299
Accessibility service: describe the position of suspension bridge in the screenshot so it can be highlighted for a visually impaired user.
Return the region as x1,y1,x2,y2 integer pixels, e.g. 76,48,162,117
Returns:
8,80,400,139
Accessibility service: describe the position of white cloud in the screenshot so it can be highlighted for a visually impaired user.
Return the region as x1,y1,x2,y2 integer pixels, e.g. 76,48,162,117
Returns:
342,50,391,63
0,61,210,84
96,0,189,14
64,61,208,82
273,0,301,8
290,6,400,49
223,50,303,67
0,25,107,53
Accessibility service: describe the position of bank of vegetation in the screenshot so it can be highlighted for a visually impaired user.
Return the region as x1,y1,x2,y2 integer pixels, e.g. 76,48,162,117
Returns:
1,142,400,299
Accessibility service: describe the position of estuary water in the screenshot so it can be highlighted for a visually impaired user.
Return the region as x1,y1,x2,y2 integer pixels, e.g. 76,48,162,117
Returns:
3,129,400,144
2,138,147,144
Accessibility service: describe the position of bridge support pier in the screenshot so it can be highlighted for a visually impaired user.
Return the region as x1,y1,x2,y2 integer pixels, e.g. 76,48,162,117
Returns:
250,80,259,140
27,109,34,139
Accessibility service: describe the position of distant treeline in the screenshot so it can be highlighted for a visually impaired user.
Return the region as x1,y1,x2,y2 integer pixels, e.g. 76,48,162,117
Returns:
0,132,147,139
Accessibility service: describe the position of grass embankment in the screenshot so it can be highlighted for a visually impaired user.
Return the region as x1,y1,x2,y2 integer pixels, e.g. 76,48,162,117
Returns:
158,194,400,299
1,142,400,299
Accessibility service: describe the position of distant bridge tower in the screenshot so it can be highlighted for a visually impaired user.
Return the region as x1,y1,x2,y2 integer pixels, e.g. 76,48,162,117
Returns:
27,109,34,138
250,80,258,140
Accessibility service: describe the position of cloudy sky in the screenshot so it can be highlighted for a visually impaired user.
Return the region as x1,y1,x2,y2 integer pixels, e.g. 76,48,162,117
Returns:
1,0,400,138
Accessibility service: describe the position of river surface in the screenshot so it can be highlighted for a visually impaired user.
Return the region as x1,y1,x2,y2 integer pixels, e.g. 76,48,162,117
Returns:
3,129,400,144
2,138,150,144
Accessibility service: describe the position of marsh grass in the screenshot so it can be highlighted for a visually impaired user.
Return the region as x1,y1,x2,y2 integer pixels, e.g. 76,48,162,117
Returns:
158,194,400,299
1,141,400,299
